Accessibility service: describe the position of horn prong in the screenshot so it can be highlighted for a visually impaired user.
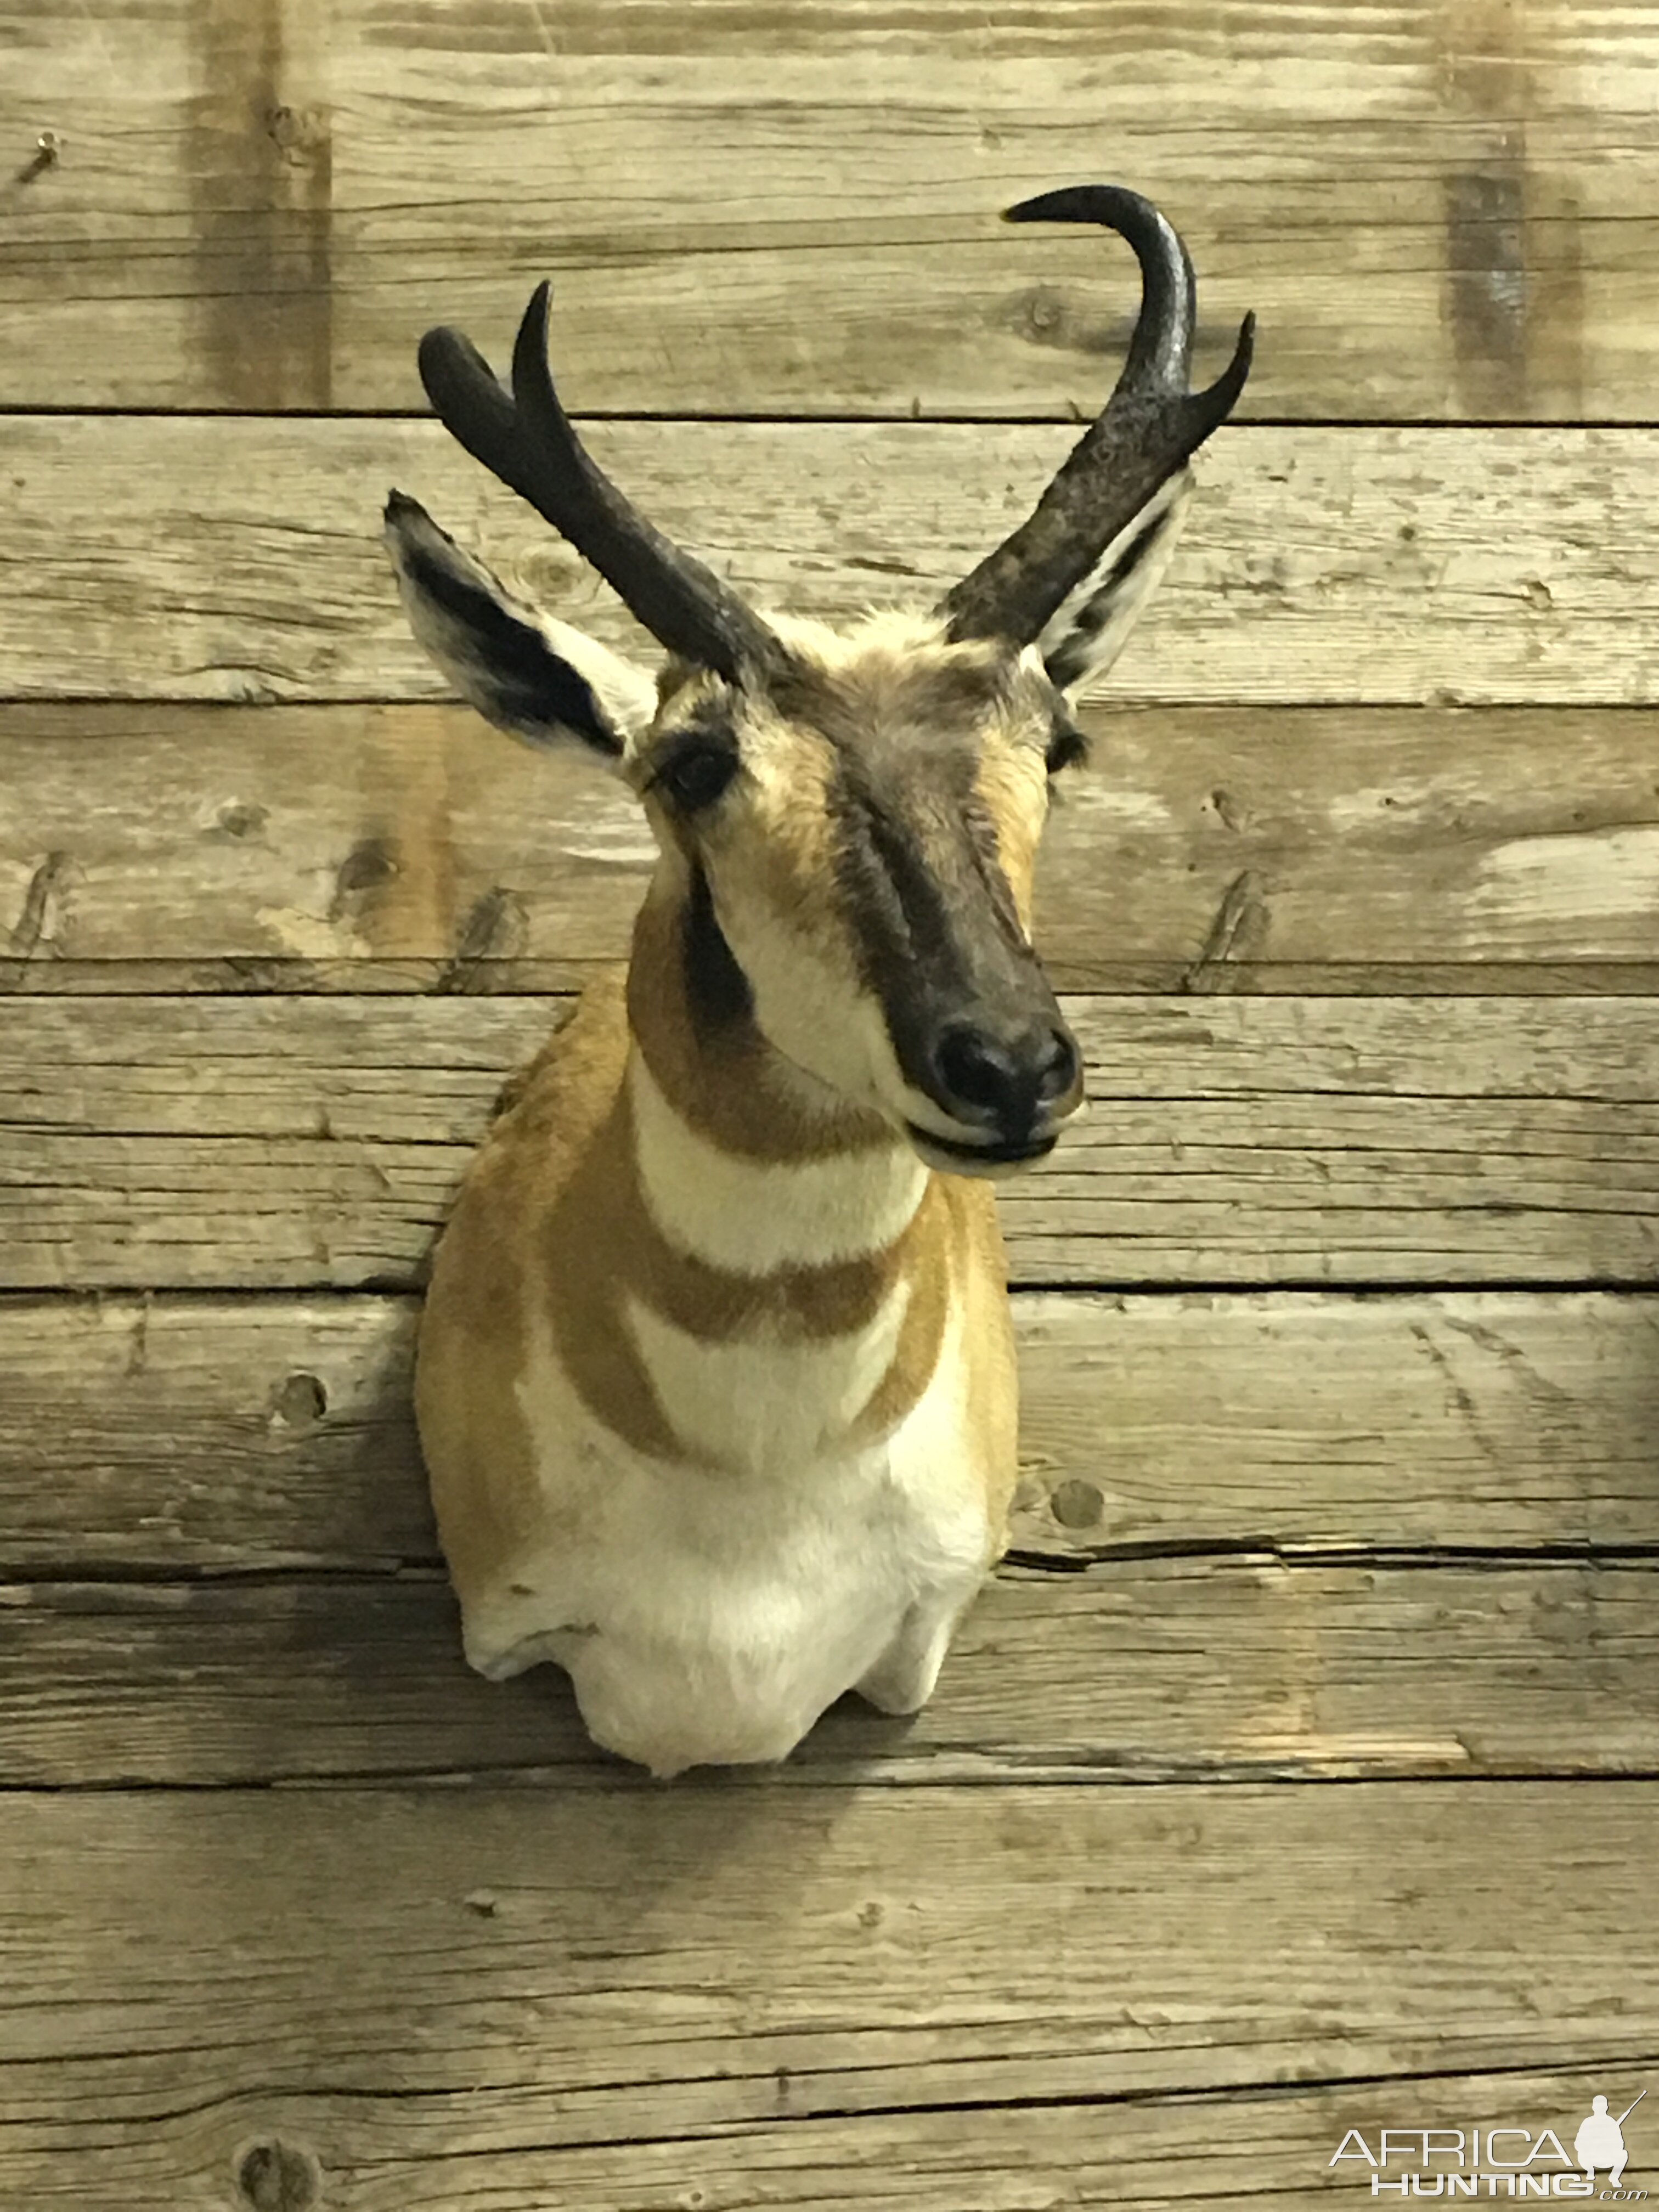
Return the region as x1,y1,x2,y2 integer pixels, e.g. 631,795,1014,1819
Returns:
938,187,1254,649
416,281,785,683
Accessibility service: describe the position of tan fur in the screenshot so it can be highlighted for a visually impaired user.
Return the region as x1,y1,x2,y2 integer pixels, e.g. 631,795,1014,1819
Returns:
972,736,1048,927
625,820,886,1166
387,283,1204,1765
412,616,1075,1771
419,882,994,1629
416,974,631,1599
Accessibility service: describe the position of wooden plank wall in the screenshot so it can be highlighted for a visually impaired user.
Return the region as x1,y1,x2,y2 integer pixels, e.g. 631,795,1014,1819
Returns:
2,3,1658,2207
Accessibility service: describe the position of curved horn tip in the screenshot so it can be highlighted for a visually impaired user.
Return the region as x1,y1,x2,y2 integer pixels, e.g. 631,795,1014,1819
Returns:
417,323,503,407
1002,182,1162,231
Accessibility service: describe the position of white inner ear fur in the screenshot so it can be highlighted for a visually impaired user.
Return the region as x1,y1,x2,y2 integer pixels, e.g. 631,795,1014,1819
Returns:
1037,467,1192,697
385,497,658,761
534,616,659,759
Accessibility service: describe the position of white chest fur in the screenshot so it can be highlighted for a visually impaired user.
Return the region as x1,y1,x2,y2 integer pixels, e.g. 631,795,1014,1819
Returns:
432,1029,1008,1776
461,1287,992,1778
621,1278,913,1474
626,1049,928,1271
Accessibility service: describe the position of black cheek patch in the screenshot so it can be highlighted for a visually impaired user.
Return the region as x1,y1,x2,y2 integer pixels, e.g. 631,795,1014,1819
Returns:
681,862,754,1032
399,540,622,758
1045,713,1090,773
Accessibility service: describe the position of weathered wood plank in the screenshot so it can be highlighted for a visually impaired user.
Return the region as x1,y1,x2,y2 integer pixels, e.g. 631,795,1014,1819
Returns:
0,1785,1653,2199
5,1561,1655,1786
7,2082,1649,2212
2,995,1653,1290
8,2073,1659,2212
5,702,1659,992
3,1290,1651,1572
2,2,1654,419
16,955,1658,1000
12,419,1659,706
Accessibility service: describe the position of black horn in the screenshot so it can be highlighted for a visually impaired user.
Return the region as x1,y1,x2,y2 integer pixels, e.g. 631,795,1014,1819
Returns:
417,282,786,684
937,185,1255,648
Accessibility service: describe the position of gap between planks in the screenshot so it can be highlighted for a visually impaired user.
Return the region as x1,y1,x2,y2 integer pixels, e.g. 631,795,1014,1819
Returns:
16,420,1659,706
4,0,1656,419
2,995,1654,1291
2,1289,1652,1566
9,2067,1659,2211
4,701,1658,984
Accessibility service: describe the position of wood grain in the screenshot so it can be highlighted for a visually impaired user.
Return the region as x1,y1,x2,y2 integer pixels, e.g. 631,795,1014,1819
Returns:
14,418,1659,707
2,1,1654,417
7,2073,1659,2212
4,1559,1655,1786
4,2084,1646,2212
0,1785,1654,2203
0,995,1654,1291
4,701,1658,992
3,1290,1652,1573
7,8,1655,2203
2,994,1655,1290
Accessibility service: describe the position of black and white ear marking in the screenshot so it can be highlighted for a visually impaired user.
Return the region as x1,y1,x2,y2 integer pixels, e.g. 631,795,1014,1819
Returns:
383,492,656,760
1038,469,1192,701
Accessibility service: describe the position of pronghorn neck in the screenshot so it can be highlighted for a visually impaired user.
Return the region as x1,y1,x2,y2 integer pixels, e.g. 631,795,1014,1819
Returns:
623,858,931,1276
557,857,952,1476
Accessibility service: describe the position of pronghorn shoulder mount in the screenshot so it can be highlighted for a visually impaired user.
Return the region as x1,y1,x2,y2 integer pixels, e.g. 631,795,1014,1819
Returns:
386,185,1252,1777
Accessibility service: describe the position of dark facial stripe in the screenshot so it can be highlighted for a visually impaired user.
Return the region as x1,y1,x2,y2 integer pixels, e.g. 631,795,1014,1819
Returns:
831,757,1024,991
681,861,754,1032
836,769,961,969
628,877,893,1165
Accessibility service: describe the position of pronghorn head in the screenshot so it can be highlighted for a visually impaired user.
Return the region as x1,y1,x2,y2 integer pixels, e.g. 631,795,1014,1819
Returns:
386,186,1253,1177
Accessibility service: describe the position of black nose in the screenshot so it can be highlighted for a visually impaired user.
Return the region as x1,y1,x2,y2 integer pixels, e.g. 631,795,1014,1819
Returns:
931,1019,1081,1134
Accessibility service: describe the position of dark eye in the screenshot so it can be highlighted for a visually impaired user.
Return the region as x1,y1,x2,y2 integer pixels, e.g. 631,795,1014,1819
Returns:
652,741,739,812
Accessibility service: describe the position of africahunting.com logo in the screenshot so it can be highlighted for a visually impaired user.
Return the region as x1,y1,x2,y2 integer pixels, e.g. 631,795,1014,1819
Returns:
1331,2090,1647,2198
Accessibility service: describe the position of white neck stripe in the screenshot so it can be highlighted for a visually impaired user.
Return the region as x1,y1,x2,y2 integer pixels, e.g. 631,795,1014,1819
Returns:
626,1050,927,1277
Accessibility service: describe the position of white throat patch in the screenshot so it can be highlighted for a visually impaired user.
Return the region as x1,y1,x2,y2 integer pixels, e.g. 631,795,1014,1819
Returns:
622,1279,914,1474
625,1050,928,1276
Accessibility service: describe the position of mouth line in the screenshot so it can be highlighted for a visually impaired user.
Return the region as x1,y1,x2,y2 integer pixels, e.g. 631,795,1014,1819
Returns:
905,1121,1059,1167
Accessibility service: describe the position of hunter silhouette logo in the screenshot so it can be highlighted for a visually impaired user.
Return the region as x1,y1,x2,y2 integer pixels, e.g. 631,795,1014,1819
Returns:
1330,2087,1648,2195
1576,2093,1644,2189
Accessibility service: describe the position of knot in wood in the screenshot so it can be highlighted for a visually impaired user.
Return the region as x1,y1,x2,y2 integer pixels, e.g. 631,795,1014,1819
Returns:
236,2139,319,2211
272,1372,328,1427
1049,1477,1105,1530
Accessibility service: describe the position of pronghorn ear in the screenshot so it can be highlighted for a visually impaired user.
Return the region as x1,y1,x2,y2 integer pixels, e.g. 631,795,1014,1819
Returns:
383,492,657,762
1036,470,1192,745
